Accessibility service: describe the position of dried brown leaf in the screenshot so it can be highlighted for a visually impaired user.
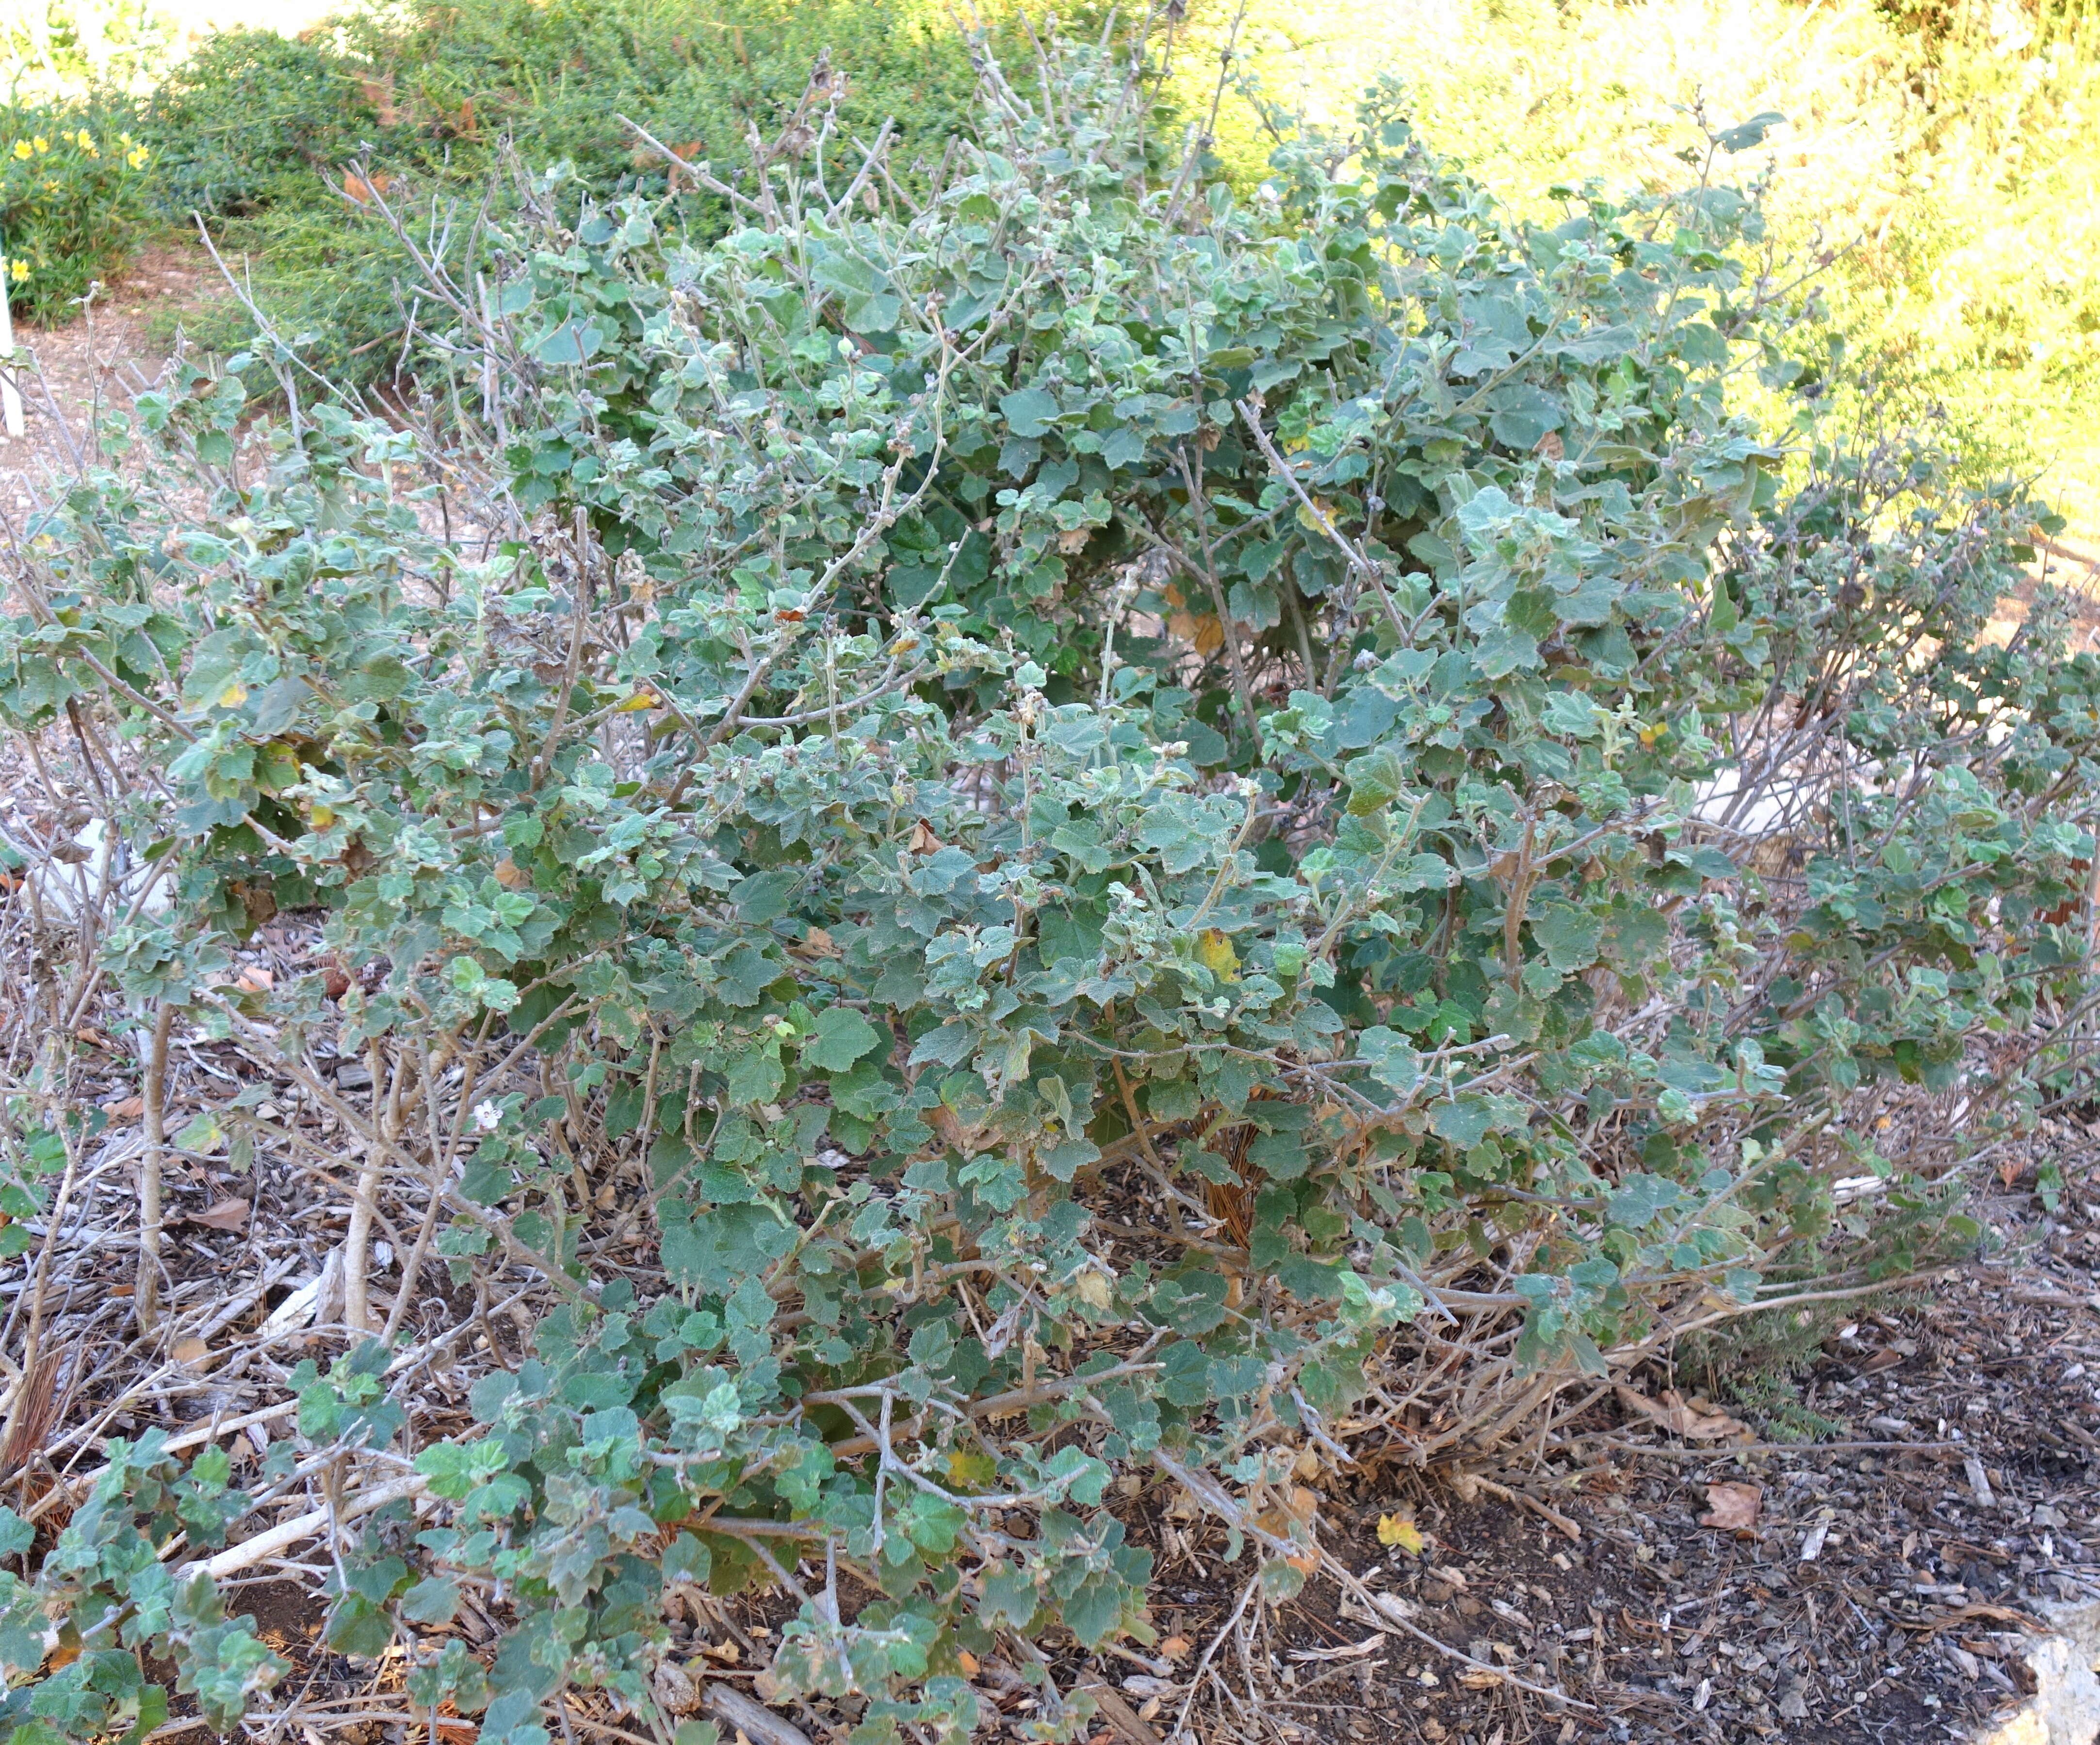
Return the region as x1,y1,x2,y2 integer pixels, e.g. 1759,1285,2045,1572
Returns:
1698,1481,1763,1533
188,1198,251,1232
1615,1384,1746,1441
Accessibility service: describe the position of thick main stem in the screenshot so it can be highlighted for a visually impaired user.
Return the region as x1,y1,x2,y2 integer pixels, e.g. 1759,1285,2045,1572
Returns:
135,1001,177,1338
382,1042,476,1346
344,1041,406,1336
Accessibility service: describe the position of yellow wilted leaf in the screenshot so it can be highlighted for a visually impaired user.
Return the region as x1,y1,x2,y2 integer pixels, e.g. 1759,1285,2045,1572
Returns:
216,680,247,709
945,1449,997,1489
616,691,659,712
1073,1269,1114,1311
1377,1514,1426,1555
1195,929,1239,983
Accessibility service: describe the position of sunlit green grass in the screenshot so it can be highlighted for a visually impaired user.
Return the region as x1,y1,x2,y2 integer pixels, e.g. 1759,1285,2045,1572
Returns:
1169,0,2100,535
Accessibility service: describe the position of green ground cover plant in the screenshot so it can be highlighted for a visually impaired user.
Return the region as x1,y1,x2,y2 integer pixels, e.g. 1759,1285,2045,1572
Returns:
0,29,2095,1745
2,0,1010,378
139,0,1005,384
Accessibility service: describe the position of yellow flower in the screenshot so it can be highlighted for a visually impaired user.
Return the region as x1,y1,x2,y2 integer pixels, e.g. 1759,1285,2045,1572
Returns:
10,141,29,160
8,260,26,283
126,146,149,169
32,136,49,154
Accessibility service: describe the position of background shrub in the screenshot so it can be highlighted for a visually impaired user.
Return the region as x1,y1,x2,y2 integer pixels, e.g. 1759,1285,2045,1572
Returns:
0,105,152,323
141,27,377,220
11,0,2099,544
0,31,2094,1745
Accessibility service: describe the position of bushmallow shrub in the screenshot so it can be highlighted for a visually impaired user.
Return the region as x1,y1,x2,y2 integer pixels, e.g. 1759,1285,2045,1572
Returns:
0,42,2093,1745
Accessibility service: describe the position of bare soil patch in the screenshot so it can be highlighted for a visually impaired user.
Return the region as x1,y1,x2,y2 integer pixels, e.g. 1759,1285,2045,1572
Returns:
0,240,210,501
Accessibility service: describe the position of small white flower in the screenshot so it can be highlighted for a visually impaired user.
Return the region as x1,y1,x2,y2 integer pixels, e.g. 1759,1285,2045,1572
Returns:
473,1099,502,1131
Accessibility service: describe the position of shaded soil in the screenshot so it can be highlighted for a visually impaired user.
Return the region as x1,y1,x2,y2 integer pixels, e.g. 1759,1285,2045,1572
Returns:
1025,1155,2099,1745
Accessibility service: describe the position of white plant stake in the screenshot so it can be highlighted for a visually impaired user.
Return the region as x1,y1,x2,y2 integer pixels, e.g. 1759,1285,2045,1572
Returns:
0,254,22,439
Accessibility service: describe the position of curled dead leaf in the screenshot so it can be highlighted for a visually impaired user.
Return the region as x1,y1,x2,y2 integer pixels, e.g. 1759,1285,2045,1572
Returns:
1614,1384,1746,1441
1161,579,1226,655
1251,1486,1324,1575
796,926,841,958
652,1657,701,1715
1698,1480,1763,1533
928,1102,988,1157
1072,1269,1114,1312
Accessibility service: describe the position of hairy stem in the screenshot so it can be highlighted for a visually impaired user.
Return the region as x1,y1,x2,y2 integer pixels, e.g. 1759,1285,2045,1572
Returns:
135,1001,177,1339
